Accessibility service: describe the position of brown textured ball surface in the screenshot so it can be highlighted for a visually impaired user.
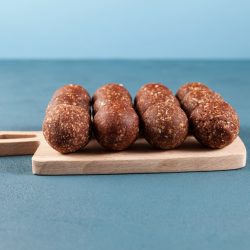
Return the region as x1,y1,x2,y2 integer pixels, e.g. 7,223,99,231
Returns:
142,102,188,149
93,105,139,151
53,84,90,101
95,102,134,113
135,83,179,115
181,89,223,116
92,83,132,113
47,84,91,112
93,98,132,114
176,82,210,101
43,104,91,153
190,101,240,148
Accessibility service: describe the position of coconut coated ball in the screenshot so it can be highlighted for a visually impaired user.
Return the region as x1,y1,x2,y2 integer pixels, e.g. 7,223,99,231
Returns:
142,102,188,149
43,104,91,153
190,101,240,148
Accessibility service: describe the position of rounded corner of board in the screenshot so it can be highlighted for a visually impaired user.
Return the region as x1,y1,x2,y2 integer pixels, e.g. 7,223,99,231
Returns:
32,160,43,175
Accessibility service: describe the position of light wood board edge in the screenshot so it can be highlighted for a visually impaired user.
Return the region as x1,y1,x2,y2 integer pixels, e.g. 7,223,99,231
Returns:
32,136,247,175
0,131,41,156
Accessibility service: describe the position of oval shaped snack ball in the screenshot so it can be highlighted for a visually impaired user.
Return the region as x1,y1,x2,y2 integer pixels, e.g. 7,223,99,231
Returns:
190,101,240,149
43,104,91,153
93,105,139,151
135,82,179,115
47,84,91,113
182,89,223,117
92,83,132,114
142,102,188,149
52,84,91,102
176,82,210,102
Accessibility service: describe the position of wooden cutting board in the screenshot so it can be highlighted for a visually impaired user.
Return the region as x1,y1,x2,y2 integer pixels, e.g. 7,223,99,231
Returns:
0,131,247,175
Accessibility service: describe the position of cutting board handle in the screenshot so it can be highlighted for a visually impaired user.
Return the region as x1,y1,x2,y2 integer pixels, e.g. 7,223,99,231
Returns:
0,131,41,156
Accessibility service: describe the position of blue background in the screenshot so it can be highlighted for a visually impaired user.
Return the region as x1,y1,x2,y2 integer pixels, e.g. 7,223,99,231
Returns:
1,0,250,249
0,60,250,250
0,0,249,59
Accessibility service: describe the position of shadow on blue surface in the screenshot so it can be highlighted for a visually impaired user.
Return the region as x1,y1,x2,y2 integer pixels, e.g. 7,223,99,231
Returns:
0,60,250,250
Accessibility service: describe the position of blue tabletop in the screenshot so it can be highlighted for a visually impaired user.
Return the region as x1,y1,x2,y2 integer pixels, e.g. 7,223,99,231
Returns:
0,60,250,250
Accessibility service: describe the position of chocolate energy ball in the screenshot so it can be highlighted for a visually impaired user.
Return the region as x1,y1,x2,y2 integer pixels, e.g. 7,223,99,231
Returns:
176,82,210,102
93,98,132,115
47,84,91,113
142,102,188,149
52,84,91,103
92,83,139,150
93,105,139,151
135,83,179,115
43,104,91,153
181,89,223,117
92,83,132,114
43,84,91,153
190,101,240,149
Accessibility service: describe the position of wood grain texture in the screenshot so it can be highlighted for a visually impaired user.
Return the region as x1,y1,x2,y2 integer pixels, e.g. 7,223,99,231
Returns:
0,131,40,156
0,131,246,175
32,133,246,175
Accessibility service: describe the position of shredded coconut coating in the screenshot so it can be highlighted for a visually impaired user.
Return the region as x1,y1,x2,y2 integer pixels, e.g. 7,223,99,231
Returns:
142,103,188,149
182,89,223,116
94,105,139,151
47,84,91,113
93,83,139,151
53,84,90,101
43,84,91,153
92,83,132,114
176,82,210,101
190,101,240,148
135,83,179,115
43,104,91,153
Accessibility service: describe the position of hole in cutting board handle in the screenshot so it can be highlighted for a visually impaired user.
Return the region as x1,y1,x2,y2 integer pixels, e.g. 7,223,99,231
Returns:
0,134,37,139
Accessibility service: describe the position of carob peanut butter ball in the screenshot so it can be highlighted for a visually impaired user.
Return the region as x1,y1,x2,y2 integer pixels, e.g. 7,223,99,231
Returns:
135,83,179,115
93,83,139,151
190,101,240,148
181,89,223,116
92,83,132,114
47,84,91,113
43,84,91,153
93,105,139,151
142,102,188,149
176,82,210,102
43,104,91,153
